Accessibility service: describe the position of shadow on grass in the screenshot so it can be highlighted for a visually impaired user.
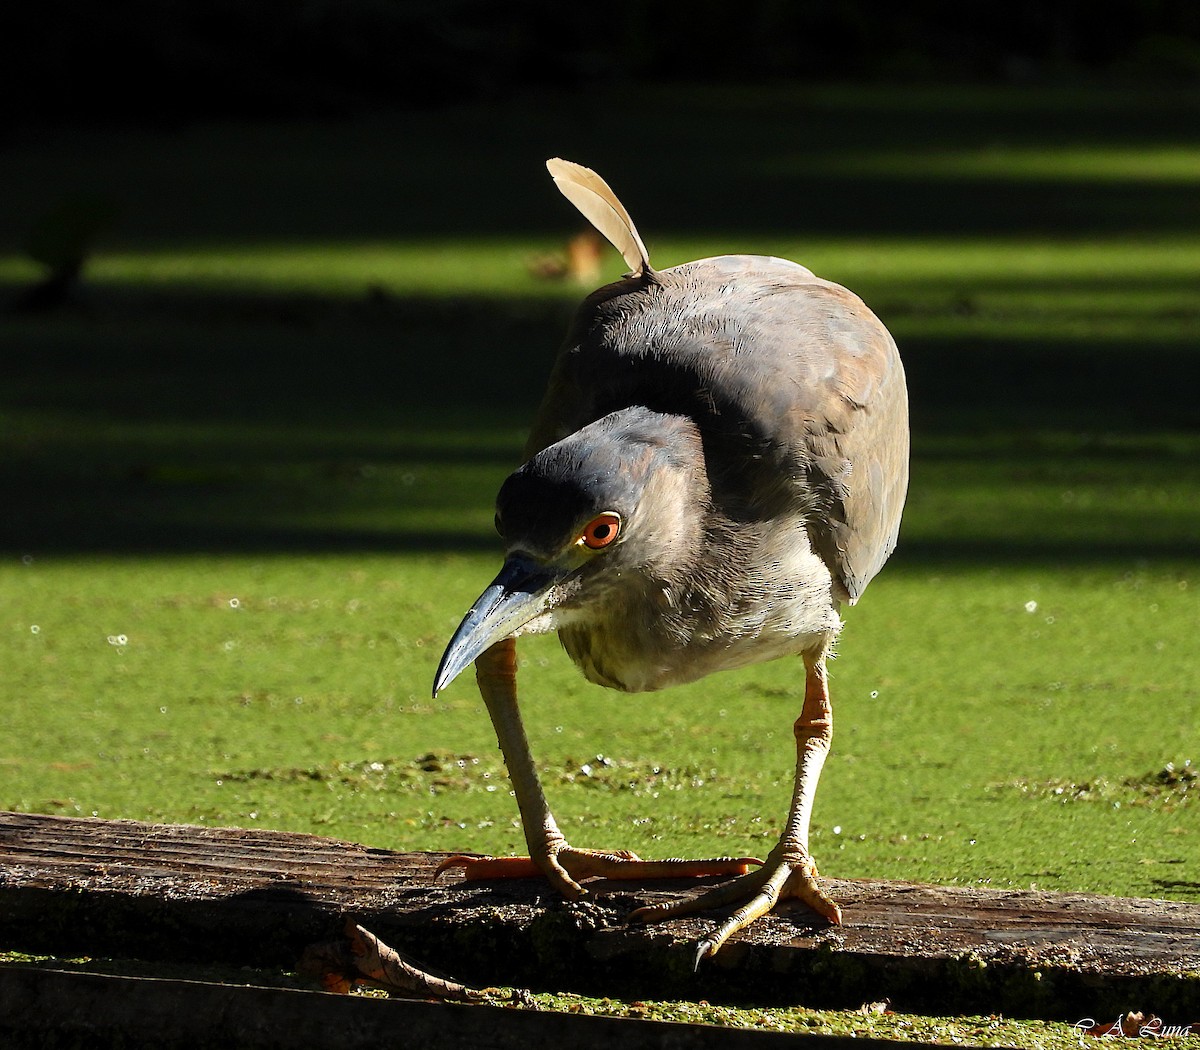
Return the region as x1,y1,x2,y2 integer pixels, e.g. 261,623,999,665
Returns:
4,84,1198,563
5,85,1200,248
2,284,1198,563
5,84,1200,557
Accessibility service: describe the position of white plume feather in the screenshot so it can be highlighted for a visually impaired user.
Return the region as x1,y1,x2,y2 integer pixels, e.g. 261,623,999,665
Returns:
546,158,650,277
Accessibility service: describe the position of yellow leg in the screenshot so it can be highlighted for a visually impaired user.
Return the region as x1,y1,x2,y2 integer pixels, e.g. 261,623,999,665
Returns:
474,638,579,896
452,639,758,895
629,649,841,960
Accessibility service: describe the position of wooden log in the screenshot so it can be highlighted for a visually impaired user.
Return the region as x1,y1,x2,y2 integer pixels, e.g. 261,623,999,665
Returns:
2,810,1198,1019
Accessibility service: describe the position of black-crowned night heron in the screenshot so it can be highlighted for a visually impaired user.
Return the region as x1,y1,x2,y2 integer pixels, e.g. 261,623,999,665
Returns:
434,159,908,960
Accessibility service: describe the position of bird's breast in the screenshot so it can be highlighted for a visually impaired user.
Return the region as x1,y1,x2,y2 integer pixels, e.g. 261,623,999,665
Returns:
558,540,842,693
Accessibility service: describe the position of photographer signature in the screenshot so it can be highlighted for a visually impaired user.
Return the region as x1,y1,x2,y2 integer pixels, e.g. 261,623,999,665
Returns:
1075,1013,1197,1038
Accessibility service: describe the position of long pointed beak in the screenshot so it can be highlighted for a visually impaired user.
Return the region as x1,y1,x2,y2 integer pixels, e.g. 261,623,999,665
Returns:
432,554,569,697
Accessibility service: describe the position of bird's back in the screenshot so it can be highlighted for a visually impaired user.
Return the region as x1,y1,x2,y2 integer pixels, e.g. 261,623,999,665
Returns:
526,255,909,606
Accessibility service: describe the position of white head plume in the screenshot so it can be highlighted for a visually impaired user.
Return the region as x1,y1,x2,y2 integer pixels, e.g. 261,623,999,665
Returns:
546,158,650,278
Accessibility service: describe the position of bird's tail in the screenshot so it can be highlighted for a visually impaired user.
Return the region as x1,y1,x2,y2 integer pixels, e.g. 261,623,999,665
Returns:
546,158,650,278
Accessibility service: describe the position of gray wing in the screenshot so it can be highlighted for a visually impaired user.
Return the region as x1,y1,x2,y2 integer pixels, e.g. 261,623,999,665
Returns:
526,255,910,604
778,276,909,603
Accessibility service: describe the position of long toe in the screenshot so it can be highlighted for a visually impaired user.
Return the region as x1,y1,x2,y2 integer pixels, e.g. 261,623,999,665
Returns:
561,850,759,882
435,848,758,896
628,854,840,961
434,855,543,880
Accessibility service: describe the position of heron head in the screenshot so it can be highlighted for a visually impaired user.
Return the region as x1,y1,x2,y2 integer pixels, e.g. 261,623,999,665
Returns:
433,406,707,695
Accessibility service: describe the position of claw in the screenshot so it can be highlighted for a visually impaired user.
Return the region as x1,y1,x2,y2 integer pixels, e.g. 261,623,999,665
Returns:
809,892,843,926
692,938,717,971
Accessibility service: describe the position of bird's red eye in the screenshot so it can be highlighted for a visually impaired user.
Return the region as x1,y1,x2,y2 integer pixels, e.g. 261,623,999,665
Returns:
580,512,621,550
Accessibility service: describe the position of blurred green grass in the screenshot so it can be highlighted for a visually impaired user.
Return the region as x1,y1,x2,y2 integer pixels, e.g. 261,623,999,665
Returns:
0,84,1197,908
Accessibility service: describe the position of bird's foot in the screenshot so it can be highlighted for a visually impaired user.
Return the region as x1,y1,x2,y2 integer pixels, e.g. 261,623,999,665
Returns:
436,847,759,900
627,848,840,964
